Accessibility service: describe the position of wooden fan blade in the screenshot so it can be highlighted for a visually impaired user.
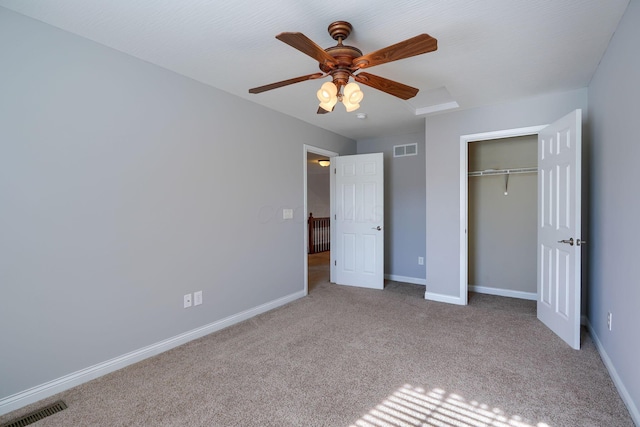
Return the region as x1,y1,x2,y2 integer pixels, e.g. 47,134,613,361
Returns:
352,34,437,69
354,72,419,100
249,73,324,94
276,32,337,67
317,105,334,114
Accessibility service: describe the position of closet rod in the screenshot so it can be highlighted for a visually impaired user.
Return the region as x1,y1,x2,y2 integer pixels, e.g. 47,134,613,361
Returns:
468,167,537,177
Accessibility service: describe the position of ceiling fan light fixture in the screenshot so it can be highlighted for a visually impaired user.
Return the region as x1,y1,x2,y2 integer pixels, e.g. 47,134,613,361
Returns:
342,82,363,112
343,99,361,112
319,98,338,111
343,82,363,104
317,81,338,110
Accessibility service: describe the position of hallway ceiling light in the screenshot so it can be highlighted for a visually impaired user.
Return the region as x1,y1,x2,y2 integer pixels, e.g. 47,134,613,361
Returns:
318,159,330,167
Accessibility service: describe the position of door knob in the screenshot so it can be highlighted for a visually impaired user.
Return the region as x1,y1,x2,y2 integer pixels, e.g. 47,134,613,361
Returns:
371,226,382,231
558,238,574,246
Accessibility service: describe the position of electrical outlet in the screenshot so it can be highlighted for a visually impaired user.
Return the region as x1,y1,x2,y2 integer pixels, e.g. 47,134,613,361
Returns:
607,312,612,331
418,257,424,265
194,291,203,306
184,293,192,308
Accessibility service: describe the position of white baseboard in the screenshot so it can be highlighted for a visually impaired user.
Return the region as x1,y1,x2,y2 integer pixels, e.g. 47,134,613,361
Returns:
469,285,536,301
0,290,305,416
424,291,466,305
470,287,589,325
586,320,640,426
385,274,426,286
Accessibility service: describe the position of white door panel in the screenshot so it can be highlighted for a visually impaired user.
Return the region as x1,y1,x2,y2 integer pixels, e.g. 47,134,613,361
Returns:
537,109,582,349
335,153,384,289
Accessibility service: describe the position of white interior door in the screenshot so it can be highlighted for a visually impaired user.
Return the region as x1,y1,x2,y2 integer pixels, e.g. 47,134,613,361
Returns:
537,109,582,349
335,153,384,289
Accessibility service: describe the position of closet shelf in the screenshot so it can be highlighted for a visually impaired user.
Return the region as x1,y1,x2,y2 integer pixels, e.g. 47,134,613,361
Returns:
468,167,537,177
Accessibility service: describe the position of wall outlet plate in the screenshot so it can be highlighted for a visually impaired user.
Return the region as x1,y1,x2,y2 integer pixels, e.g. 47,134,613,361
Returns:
194,291,203,306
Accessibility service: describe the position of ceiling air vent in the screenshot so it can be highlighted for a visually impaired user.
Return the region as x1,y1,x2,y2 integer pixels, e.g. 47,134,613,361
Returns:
393,143,418,158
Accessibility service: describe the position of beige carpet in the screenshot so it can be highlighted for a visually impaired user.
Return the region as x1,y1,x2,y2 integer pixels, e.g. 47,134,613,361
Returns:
1,260,633,426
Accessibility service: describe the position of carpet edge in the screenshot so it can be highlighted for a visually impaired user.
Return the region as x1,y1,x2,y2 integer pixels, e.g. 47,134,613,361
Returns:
0,289,306,417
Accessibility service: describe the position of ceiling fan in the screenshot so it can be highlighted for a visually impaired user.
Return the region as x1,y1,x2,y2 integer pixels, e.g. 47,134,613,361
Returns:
248,21,437,114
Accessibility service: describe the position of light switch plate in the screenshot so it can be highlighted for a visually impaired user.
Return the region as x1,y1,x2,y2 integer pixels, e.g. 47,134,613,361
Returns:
283,208,294,220
194,291,203,306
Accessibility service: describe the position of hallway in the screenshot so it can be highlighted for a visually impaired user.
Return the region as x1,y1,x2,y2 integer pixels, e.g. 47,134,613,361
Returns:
307,251,330,293
308,251,425,300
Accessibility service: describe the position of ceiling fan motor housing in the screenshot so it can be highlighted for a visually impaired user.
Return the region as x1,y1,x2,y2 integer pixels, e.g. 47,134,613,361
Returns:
321,22,363,88
327,21,353,41
321,46,362,85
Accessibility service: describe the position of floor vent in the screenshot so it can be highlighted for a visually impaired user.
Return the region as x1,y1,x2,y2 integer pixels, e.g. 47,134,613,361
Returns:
1,401,68,427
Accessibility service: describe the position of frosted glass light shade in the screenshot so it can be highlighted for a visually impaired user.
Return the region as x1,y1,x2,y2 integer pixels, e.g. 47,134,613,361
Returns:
342,82,363,112
343,82,363,104
317,82,338,111
343,99,361,112
319,98,338,111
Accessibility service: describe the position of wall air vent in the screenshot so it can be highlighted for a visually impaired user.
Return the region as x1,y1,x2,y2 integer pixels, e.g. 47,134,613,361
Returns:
1,401,68,427
393,143,418,158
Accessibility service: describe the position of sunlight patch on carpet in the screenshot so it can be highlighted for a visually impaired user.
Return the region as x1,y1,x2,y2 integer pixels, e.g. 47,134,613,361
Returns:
350,385,550,427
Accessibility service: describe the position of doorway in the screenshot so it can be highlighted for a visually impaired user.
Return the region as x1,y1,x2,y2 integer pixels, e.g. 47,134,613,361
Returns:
303,145,337,295
459,125,546,305
467,135,538,301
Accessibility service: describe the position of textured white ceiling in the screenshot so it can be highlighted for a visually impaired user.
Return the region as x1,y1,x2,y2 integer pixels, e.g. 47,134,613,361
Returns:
0,0,629,140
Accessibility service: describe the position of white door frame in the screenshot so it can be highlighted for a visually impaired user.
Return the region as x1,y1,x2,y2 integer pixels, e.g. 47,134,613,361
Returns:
303,144,338,296
459,125,547,305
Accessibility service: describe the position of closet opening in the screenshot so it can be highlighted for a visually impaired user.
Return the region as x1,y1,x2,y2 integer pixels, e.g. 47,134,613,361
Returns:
467,135,538,301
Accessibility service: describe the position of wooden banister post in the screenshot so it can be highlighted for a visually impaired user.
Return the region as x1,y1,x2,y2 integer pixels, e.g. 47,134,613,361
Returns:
308,213,314,254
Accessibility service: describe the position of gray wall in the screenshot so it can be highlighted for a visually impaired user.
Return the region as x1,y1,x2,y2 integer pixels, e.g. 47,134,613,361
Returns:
425,89,588,299
468,136,537,294
0,8,355,401
357,131,426,282
588,0,640,419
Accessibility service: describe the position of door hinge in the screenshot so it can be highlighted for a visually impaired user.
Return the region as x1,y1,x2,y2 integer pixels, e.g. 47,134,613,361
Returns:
334,260,337,266
334,168,336,174
334,214,336,220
